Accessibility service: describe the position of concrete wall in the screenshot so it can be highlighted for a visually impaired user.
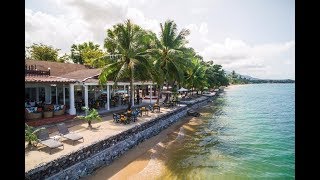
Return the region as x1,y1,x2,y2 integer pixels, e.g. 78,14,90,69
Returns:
25,95,216,180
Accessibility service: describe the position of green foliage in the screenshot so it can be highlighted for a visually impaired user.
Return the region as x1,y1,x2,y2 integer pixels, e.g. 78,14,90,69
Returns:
25,123,44,145
228,70,249,84
26,43,60,61
99,19,154,108
57,53,71,63
150,20,191,86
70,42,105,67
77,107,102,122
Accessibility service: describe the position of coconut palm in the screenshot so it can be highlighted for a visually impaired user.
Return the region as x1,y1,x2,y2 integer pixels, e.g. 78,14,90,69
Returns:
185,58,207,95
99,19,154,109
25,123,44,147
77,107,102,129
149,20,190,103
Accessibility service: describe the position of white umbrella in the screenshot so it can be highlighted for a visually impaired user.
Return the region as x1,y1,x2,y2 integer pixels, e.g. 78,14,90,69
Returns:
177,87,189,92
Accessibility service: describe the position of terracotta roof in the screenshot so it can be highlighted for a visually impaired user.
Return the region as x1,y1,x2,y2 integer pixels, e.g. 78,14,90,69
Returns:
83,78,100,83
60,69,102,82
25,59,90,76
25,76,78,83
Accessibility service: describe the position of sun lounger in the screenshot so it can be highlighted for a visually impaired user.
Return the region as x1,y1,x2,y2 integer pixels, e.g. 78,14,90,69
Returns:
56,123,84,145
36,128,64,154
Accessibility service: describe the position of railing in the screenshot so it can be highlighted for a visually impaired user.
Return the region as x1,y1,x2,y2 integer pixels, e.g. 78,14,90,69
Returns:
25,64,50,76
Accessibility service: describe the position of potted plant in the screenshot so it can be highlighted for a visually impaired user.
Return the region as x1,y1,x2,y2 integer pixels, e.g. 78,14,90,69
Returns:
43,104,54,118
25,123,44,148
77,107,102,129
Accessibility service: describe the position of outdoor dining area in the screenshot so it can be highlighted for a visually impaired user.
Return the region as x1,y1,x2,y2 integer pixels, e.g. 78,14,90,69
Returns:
112,103,162,124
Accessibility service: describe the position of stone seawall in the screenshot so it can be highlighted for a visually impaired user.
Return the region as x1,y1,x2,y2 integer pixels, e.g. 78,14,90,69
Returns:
25,94,217,180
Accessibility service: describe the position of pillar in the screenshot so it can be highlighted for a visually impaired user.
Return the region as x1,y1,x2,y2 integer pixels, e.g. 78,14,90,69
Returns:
84,85,88,108
55,86,58,105
107,85,110,110
63,86,66,105
69,84,76,115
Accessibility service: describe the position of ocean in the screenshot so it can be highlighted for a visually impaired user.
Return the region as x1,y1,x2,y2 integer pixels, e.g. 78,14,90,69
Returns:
158,83,295,179
86,83,295,179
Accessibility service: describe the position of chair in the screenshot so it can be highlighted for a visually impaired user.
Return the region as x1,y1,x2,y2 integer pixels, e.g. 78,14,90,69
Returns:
130,111,138,122
113,113,120,123
35,128,64,154
148,105,154,113
56,123,84,145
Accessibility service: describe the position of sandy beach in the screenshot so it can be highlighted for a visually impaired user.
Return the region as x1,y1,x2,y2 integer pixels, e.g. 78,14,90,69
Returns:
82,106,213,180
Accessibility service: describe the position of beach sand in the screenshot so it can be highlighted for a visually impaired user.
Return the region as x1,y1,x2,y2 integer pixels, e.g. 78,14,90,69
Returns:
83,107,212,180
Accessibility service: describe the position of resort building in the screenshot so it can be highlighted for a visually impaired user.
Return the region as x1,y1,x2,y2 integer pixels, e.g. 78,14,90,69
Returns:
25,60,156,121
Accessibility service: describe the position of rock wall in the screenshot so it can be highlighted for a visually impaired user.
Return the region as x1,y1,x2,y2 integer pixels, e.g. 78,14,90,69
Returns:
25,95,216,180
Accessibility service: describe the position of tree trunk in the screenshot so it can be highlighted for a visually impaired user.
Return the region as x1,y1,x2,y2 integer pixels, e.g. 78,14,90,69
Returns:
88,120,92,129
129,67,134,110
156,85,161,104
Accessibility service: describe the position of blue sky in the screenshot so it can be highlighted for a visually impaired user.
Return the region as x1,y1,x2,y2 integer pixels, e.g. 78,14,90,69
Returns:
25,0,295,79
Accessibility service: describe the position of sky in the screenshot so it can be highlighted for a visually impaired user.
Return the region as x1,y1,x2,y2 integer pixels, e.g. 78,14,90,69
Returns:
25,0,295,80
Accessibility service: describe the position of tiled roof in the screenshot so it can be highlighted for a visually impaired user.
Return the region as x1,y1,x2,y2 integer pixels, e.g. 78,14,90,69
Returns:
25,76,78,83
60,69,102,82
25,59,90,76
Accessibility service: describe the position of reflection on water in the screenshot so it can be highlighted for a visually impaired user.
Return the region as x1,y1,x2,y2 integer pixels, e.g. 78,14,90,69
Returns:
86,84,294,180
157,84,295,179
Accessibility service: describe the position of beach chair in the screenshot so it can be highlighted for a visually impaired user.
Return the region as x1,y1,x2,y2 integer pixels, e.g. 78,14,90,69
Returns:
56,123,84,145
35,128,64,154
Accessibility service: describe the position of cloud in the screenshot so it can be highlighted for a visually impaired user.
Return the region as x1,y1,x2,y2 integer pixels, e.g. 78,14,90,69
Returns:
191,7,208,15
200,38,295,79
25,0,160,55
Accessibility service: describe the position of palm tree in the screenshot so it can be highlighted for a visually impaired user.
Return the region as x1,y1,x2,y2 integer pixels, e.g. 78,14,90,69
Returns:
149,20,190,103
185,58,207,95
99,19,154,110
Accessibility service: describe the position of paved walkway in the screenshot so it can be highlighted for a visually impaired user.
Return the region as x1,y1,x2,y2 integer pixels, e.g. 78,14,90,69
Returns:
25,103,186,172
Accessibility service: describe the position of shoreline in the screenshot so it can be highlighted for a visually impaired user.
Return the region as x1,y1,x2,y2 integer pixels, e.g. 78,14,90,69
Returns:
83,115,194,180
83,105,213,180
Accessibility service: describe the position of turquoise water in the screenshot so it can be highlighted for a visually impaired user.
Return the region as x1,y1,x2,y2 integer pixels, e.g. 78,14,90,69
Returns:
160,84,295,179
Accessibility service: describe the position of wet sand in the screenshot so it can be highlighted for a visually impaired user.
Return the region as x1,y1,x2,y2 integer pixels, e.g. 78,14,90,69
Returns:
83,107,212,180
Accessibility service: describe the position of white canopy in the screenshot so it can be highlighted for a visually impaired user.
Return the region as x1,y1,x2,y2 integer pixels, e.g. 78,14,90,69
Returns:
177,87,189,92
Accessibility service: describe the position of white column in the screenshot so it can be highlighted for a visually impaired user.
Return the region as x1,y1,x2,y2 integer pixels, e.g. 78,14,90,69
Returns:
149,85,152,104
63,86,66,105
36,87,39,102
69,84,76,115
84,85,89,108
55,86,58,105
107,85,110,110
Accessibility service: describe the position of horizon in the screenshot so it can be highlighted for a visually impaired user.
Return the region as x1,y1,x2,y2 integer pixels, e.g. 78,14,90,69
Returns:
25,0,295,80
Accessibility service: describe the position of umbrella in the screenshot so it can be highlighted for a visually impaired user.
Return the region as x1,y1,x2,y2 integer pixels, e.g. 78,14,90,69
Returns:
177,87,189,92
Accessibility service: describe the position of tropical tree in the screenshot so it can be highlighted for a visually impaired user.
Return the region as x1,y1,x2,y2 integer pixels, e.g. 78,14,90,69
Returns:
57,53,71,63
70,42,104,67
26,43,60,61
205,62,229,88
149,20,190,103
77,107,102,129
185,58,207,94
25,123,44,147
99,19,154,109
